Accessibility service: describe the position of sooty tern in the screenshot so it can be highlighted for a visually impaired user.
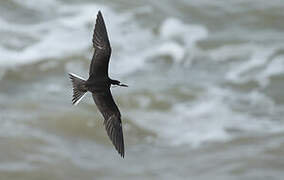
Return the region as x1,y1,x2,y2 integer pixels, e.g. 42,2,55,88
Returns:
69,11,127,158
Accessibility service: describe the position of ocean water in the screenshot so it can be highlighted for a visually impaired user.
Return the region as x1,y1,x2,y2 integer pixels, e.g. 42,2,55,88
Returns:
0,0,284,179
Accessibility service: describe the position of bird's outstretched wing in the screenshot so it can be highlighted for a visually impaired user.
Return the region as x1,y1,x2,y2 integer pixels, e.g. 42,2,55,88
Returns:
92,90,125,157
89,11,112,78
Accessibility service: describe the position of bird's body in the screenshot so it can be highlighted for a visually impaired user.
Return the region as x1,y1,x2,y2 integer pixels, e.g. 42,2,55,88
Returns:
86,77,111,92
68,11,127,158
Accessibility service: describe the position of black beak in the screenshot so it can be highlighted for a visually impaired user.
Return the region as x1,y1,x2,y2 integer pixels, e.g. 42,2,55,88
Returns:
119,83,128,87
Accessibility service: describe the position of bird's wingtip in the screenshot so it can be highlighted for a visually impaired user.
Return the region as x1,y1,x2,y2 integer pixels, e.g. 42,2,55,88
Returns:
120,151,125,158
119,143,125,158
97,10,102,17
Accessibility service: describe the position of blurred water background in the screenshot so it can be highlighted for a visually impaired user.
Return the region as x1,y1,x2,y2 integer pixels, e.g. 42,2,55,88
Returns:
0,0,284,179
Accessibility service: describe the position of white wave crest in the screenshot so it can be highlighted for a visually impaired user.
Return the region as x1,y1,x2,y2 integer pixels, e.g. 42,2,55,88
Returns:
130,87,282,147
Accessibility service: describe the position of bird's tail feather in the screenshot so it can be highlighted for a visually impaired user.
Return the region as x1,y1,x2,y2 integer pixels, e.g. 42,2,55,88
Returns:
69,73,87,105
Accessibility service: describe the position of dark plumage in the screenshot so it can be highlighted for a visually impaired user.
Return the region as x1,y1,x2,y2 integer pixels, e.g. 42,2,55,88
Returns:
69,11,128,158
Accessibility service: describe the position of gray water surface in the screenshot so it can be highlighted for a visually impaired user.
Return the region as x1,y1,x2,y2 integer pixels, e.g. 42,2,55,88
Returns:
0,0,284,179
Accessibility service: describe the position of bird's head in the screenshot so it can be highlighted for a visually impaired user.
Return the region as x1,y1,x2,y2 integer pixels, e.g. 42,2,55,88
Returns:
111,79,128,87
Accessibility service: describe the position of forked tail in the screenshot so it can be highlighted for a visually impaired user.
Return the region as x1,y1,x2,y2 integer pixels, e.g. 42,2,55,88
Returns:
68,73,87,105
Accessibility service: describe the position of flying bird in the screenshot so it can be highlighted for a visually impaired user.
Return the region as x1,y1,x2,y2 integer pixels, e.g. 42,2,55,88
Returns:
69,11,128,158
